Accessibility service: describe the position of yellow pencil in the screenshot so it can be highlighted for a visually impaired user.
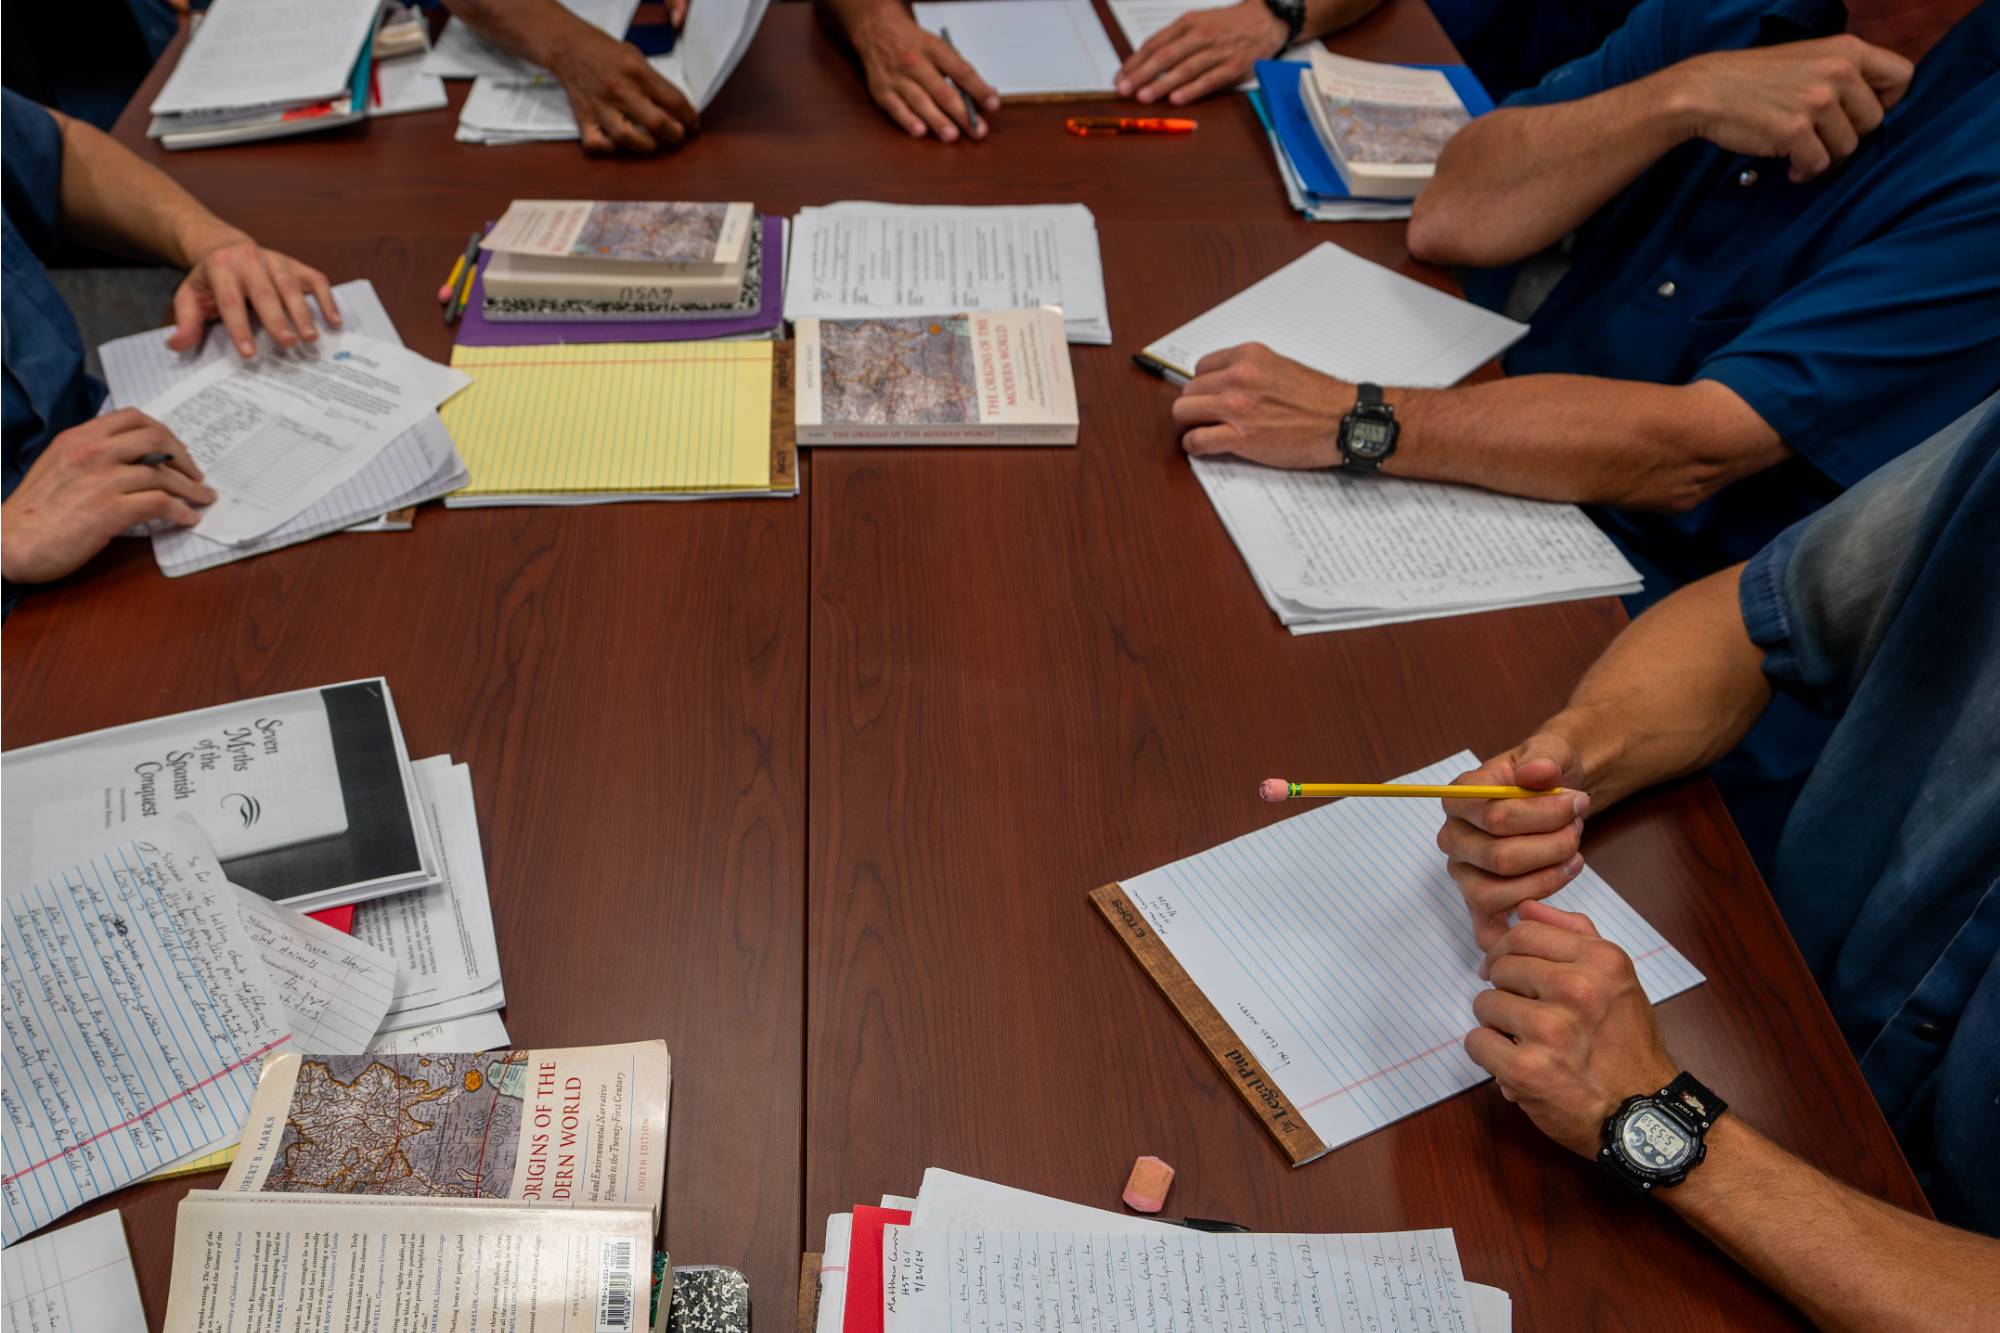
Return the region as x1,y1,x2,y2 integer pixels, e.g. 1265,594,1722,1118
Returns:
1260,779,1558,802
436,254,467,304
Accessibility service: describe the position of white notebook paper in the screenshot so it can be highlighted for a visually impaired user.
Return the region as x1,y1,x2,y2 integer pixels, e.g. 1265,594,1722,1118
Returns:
98,280,467,577
150,0,380,115
1,1211,147,1333
1144,241,1526,383
1117,752,1704,1160
912,0,1120,98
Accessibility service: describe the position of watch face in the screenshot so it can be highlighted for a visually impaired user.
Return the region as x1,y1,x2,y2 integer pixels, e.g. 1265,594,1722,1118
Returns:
1619,1104,1694,1174
1346,417,1396,458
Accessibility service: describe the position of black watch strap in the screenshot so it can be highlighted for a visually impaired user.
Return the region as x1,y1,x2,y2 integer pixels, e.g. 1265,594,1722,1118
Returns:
1263,0,1306,51
1357,382,1385,409
1662,1071,1727,1131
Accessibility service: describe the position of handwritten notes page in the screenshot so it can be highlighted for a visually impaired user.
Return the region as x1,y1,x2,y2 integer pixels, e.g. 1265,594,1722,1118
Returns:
784,204,1111,345
230,886,396,1053
1,826,288,1243
881,1225,1473,1332
1193,458,1642,632
1117,753,1704,1158
98,279,467,577
1,1211,148,1333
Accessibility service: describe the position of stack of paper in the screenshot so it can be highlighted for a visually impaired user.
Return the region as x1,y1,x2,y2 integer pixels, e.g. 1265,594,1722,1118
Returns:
441,340,798,504
785,202,1111,345
146,0,384,149
2,1213,149,1331
910,0,1120,99
99,281,470,578
1247,59,1493,222
1142,243,1640,631
814,1170,1515,1332
454,0,769,143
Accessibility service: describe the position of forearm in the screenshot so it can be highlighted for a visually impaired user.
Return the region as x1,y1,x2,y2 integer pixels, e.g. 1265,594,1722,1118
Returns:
1537,566,1769,808
442,0,597,67
1384,375,1789,512
51,113,242,268
1408,69,1697,267
1661,1119,2000,1332
1299,0,1388,42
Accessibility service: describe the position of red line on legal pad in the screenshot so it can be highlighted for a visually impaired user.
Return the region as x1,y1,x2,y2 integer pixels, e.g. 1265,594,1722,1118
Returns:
2,1035,290,1184
1297,943,1679,1112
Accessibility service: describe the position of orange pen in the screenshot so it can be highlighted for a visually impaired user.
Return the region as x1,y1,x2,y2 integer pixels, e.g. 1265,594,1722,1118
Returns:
1066,116,1198,137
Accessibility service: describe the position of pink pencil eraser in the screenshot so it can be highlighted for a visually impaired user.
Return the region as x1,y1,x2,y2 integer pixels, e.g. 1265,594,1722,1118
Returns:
1121,1156,1174,1213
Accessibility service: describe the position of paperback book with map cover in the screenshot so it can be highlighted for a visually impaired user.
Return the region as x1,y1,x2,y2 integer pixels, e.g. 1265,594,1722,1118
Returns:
794,307,1078,446
220,1041,671,1224
482,200,755,303
1301,48,1472,198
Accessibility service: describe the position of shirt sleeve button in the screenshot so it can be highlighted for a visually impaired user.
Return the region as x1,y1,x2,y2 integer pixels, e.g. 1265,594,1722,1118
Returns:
1738,168,1759,187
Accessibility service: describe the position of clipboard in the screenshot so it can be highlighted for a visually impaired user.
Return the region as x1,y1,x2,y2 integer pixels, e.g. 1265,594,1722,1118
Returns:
1089,882,1331,1166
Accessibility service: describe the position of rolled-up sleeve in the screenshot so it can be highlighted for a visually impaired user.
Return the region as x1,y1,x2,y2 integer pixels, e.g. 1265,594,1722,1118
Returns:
2,90,64,255
1741,395,1997,713
1501,0,1693,108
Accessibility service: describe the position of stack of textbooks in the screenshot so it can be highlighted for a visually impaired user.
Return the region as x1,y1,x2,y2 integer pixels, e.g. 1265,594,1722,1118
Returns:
1249,50,1490,222
457,199,787,346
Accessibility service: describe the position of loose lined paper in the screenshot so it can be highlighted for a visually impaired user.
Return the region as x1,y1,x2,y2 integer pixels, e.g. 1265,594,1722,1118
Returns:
230,885,396,1055
1116,753,1703,1158
1,1211,147,1333
1,826,289,1244
441,342,777,500
98,279,467,577
882,1225,1473,1332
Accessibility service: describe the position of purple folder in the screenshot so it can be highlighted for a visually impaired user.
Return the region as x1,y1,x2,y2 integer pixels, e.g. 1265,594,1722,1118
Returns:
453,213,784,347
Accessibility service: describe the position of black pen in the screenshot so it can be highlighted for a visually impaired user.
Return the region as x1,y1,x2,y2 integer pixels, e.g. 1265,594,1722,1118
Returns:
138,452,173,466
937,28,982,135
1131,351,1190,381
1161,1217,1251,1233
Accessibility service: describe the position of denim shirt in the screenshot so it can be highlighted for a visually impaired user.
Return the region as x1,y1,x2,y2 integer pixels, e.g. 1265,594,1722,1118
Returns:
1739,390,2000,1234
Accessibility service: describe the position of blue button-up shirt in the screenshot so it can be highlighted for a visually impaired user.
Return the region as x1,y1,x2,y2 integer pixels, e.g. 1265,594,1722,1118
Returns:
1429,0,1643,98
3,89,105,501
1739,390,2000,1235
1472,0,2000,601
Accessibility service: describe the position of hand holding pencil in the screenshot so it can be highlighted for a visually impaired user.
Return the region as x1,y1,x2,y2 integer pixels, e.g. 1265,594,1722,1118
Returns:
1433,735,1593,954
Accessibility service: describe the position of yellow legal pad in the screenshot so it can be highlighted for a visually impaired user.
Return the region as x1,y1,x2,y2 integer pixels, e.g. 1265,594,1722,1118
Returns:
440,342,783,503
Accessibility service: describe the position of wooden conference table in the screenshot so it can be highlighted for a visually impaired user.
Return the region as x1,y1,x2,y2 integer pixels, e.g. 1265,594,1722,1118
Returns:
2,2,1928,1327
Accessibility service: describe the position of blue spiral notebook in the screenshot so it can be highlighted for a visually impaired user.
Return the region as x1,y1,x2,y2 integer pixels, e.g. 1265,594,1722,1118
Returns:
1252,60,1494,205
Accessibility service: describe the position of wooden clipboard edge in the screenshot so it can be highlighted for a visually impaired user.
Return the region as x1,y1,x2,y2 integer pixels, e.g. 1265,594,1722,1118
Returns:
770,340,799,494
1089,883,1331,1167
795,1252,821,1332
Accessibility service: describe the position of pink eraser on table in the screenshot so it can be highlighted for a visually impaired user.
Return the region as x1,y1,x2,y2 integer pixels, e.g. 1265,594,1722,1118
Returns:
1122,1155,1174,1213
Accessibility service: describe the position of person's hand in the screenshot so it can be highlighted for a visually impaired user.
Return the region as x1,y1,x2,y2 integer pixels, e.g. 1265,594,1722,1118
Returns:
1465,899,1678,1157
1438,734,1590,953
1116,2,1285,105
545,23,700,155
1171,342,1351,468
0,411,214,584
1664,34,1913,183
849,7,999,142
171,234,340,359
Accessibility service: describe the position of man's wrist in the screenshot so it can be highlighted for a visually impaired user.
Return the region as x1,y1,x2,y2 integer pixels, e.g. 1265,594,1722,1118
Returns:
1641,61,1716,148
170,217,249,271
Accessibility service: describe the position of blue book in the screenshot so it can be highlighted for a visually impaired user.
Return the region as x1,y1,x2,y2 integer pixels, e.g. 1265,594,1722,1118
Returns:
1252,60,1493,204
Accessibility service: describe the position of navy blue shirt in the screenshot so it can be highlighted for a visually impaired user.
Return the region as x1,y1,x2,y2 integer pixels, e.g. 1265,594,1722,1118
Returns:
1429,0,1644,98
3,89,105,501
1739,389,2000,1235
1473,0,2000,601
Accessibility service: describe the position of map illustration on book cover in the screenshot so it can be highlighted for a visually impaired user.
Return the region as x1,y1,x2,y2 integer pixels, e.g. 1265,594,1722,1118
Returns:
1323,101,1469,164
817,316,979,425
571,202,738,262
263,1052,527,1198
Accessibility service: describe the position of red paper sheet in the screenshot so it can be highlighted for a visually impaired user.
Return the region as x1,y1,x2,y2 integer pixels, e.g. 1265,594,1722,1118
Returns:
306,905,355,933
841,1205,912,1333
